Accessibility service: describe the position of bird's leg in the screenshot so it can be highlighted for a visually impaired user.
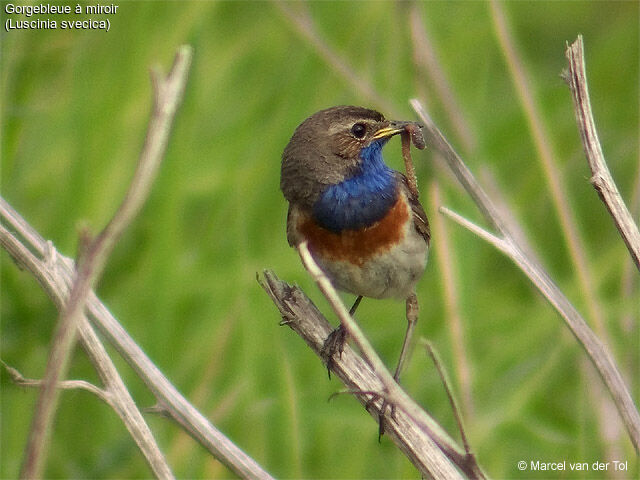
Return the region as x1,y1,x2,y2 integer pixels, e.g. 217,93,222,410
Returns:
321,296,363,378
393,292,419,382
378,292,419,438
348,295,363,317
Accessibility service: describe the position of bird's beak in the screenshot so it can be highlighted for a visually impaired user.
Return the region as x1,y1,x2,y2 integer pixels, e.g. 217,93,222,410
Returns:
371,120,422,141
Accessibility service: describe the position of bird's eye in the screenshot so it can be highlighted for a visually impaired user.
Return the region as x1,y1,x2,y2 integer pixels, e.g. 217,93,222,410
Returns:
350,123,367,139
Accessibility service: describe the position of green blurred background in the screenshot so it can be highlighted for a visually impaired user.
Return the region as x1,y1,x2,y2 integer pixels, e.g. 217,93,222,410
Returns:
2,1,638,478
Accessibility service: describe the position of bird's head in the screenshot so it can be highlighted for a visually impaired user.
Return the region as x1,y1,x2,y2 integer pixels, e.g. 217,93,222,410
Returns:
281,105,421,208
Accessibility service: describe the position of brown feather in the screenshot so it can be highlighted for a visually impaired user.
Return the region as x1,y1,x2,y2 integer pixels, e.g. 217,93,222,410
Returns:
397,173,430,245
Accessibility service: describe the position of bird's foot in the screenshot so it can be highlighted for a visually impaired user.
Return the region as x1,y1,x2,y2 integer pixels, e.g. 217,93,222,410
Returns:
321,325,347,379
356,390,396,440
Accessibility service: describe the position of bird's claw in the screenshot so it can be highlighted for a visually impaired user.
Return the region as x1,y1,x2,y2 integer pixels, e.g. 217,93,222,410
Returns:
357,391,396,440
321,326,347,379
377,399,397,440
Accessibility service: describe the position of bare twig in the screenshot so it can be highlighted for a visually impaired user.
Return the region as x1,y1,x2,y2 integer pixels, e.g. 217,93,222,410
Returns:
564,35,640,271
260,268,486,480
3,45,272,479
421,340,472,456
20,45,192,480
1,198,274,480
411,101,503,234
3,361,111,405
564,35,640,460
411,98,640,452
295,243,403,413
439,201,640,452
2,221,174,478
79,315,176,478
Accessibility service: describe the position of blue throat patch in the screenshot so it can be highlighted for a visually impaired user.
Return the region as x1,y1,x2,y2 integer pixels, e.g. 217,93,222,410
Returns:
313,140,397,232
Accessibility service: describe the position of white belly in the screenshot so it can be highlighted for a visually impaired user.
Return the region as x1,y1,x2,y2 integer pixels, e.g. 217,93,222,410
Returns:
315,226,428,300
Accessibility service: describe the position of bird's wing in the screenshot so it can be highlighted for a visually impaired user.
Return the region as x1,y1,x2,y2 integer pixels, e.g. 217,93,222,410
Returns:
399,173,430,245
286,203,300,247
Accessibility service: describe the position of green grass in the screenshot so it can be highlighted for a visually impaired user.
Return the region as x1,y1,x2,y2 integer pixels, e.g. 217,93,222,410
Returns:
2,1,638,478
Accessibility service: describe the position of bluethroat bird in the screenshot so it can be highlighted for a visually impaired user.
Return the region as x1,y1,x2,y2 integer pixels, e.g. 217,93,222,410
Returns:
280,106,429,423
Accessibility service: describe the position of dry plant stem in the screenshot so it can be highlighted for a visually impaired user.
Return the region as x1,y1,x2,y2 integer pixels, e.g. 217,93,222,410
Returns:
481,165,626,454
421,340,472,456
564,36,640,271
19,45,193,480
410,101,502,233
440,205,640,452
260,268,486,480
78,316,175,479
6,332,175,479
3,362,110,405
0,199,274,480
295,243,486,479
410,99,640,452
295,243,408,413
1,223,174,478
